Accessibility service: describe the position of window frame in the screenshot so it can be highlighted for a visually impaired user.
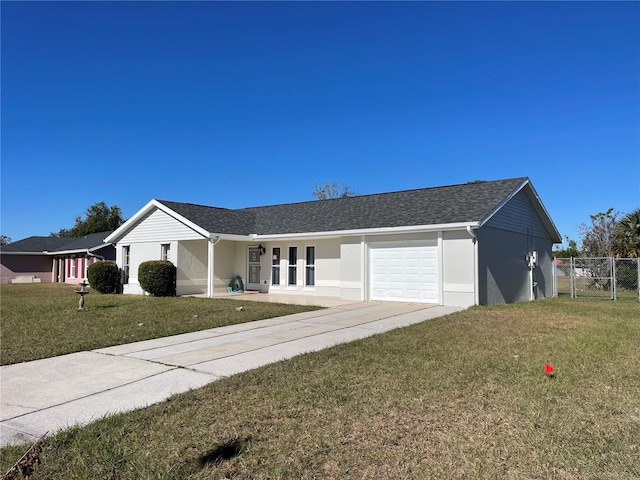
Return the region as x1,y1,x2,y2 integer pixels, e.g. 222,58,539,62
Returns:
271,247,281,286
161,243,170,262
305,245,316,288
122,246,130,284
288,246,298,286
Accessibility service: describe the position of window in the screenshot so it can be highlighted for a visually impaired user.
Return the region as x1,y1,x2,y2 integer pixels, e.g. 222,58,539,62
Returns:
288,246,297,286
161,243,170,262
272,247,280,285
305,246,315,287
69,257,76,278
122,246,130,284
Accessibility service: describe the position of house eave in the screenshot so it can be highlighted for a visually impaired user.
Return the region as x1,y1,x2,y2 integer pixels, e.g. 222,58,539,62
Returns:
251,222,480,241
0,251,48,256
47,245,111,256
211,233,255,242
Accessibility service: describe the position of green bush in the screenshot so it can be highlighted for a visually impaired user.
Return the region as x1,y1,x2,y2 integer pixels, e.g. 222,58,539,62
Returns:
138,260,176,297
87,261,120,294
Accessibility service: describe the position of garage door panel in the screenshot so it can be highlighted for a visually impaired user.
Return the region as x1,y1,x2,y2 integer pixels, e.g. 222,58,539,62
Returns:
370,243,439,303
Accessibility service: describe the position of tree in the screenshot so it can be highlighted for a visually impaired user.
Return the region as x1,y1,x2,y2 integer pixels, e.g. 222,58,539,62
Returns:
553,237,580,258
578,208,620,257
52,202,125,237
615,208,640,258
0,235,11,246
312,183,357,200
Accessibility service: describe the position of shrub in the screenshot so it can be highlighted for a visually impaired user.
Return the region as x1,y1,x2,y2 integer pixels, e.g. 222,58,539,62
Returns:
87,260,120,294
138,260,176,297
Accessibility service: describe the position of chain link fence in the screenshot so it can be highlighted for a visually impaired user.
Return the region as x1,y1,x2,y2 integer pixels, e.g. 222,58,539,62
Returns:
553,257,639,301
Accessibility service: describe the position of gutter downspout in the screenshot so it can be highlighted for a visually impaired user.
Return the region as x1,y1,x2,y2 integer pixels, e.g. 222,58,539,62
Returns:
467,226,479,306
85,250,106,281
87,250,105,261
207,236,222,298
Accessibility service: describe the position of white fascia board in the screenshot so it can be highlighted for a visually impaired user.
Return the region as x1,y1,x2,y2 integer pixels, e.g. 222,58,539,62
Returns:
47,245,111,256
251,222,479,241
478,178,529,228
104,199,157,244
153,201,211,238
478,179,562,243
0,251,48,256
213,233,254,242
522,182,562,243
104,199,211,244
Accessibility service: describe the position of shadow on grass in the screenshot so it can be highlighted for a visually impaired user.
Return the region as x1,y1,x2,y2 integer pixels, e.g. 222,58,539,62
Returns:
174,437,251,476
92,304,120,309
198,437,250,467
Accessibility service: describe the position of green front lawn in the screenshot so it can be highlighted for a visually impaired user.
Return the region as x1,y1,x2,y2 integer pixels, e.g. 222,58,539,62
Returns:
1,296,638,479
0,284,319,365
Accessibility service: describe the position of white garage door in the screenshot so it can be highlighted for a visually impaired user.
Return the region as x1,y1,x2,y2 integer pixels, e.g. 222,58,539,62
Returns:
370,242,439,303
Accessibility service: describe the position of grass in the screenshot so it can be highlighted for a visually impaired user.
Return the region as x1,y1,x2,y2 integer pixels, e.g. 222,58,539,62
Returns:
0,283,319,365
1,296,638,479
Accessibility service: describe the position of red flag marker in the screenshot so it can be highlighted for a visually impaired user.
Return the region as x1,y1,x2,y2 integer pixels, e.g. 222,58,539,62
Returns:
544,363,555,377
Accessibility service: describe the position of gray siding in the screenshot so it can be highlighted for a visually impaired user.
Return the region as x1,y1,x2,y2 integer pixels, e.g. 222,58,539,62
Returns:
485,190,549,239
476,226,554,305
94,245,116,261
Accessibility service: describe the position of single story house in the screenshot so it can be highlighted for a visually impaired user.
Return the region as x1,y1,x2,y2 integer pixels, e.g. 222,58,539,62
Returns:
104,177,561,307
0,231,115,284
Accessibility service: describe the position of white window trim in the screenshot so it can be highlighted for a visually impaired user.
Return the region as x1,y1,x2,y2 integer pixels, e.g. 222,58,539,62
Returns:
304,245,316,290
161,243,170,262
69,257,76,279
287,245,298,288
122,245,131,285
271,246,281,287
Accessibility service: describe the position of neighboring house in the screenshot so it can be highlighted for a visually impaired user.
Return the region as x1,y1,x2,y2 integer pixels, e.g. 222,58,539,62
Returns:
0,231,115,284
104,177,562,307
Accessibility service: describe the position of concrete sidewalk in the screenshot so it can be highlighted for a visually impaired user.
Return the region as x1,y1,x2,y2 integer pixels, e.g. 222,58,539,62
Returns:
0,301,463,447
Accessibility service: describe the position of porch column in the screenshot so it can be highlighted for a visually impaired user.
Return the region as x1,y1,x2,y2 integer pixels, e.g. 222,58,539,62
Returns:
57,258,64,283
207,238,215,298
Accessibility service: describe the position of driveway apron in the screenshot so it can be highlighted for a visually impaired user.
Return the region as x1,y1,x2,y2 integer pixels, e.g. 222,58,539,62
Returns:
0,302,463,446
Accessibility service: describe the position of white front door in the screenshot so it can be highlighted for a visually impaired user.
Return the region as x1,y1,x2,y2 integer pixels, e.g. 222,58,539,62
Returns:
247,247,261,291
369,242,439,303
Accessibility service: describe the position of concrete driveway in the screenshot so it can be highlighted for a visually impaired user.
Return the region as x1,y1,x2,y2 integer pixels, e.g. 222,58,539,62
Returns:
0,301,463,446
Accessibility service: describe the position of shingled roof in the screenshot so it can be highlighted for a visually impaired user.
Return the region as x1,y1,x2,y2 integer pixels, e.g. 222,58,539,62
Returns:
155,177,532,236
0,236,72,253
1,231,113,254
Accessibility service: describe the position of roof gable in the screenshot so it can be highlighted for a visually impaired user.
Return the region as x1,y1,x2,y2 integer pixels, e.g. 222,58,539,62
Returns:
247,178,528,235
104,177,561,243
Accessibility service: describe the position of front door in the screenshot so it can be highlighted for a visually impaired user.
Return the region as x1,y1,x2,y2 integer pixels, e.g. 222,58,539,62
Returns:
247,246,261,291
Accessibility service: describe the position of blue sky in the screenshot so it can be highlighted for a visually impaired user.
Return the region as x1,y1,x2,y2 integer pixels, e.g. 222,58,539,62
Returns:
2,1,638,247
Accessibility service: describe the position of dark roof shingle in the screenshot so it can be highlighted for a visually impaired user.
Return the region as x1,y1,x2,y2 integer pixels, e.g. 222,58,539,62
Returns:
1,236,72,253
1,231,113,254
158,178,528,236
